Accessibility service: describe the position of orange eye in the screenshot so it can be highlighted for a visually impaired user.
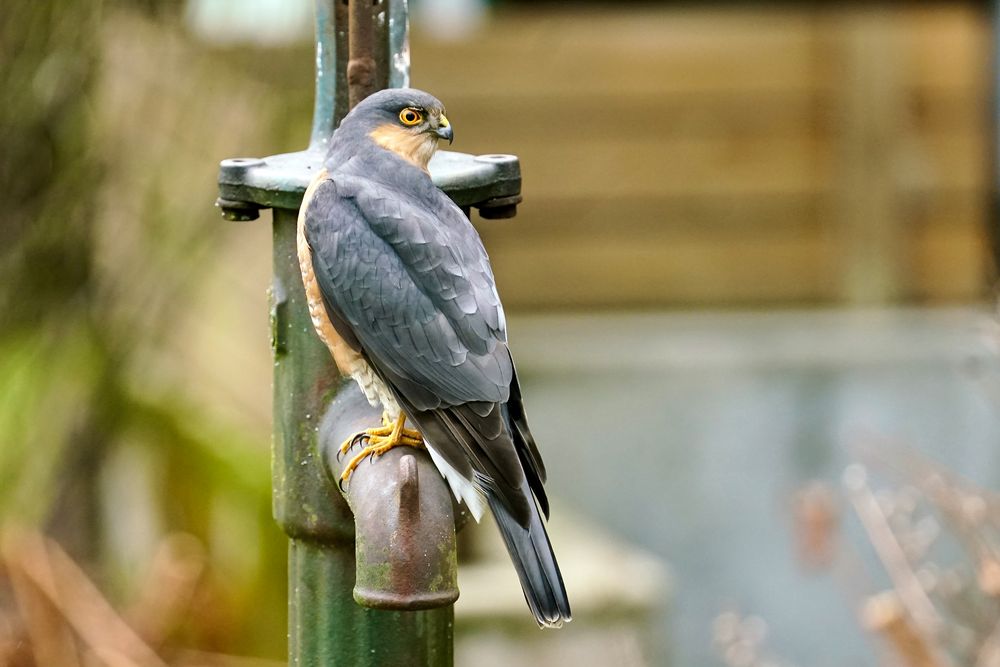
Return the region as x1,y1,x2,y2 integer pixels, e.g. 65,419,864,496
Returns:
399,108,423,126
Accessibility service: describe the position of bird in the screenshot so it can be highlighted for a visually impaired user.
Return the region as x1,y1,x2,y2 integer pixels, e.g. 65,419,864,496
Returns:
296,87,571,628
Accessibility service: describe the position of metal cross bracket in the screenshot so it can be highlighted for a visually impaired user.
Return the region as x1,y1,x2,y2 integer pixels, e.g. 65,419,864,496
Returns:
217,148,522,221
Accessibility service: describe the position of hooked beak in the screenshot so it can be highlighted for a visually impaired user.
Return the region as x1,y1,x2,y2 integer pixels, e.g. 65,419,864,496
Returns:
434,115,453,144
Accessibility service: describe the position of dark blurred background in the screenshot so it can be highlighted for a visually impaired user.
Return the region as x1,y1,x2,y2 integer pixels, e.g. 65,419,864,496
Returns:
2,1,1000,665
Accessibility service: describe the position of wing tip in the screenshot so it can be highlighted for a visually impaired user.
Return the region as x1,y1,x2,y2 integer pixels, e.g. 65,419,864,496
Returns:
536,612,573,629
529,588,573,629
488,488,572,630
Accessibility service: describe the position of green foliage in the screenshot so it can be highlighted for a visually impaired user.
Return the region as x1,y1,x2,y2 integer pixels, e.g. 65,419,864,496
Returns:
0,1,302,658
0,328,102,524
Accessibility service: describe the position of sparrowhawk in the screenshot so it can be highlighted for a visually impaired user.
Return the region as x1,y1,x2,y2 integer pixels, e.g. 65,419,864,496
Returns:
297,88,570,628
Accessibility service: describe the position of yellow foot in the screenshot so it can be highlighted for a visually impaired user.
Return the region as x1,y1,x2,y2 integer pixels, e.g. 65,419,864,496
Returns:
337,412,421,456
338,413,423,487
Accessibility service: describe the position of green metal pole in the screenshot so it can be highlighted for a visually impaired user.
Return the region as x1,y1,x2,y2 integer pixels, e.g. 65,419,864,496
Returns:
274,209,453,667
271,2,453,665
288,537,454,665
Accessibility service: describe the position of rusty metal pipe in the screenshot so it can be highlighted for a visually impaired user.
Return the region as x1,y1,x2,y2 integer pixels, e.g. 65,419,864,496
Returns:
319,383,468,610
347,0,377,109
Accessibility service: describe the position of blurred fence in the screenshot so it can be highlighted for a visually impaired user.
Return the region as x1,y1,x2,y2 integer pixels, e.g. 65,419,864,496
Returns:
412,3,993,309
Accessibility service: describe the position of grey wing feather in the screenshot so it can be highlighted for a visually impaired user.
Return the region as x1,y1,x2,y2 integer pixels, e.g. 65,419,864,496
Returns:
304,174,529,514
305,175,513,409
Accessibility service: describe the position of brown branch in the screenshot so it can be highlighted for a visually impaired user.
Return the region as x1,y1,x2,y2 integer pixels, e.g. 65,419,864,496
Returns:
862,591,942,667
125,533,207,647
3,534,81,667
843,465,954,667
977,620,1000,667
2,529,167,667
171,649,286,667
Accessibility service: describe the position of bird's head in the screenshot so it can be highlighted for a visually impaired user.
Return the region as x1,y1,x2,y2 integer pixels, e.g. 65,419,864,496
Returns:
339,88,452,171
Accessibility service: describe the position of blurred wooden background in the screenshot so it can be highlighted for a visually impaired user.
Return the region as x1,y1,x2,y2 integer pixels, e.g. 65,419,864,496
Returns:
412,4,994,309
3,1,997,663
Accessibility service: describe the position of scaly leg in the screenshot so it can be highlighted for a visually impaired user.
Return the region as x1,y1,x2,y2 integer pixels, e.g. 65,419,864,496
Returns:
339,413,423,485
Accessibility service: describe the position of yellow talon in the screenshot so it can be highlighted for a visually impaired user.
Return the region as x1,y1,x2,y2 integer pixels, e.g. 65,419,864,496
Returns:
340,412,392,455
339,413,423,484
